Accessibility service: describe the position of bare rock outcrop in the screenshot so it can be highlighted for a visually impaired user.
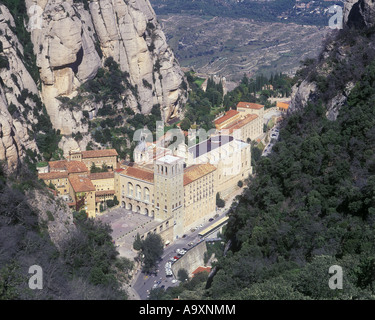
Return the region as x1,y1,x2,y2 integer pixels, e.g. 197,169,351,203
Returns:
344,0,375,29
25,0,187,139
0,4,39,171
26,189,76,250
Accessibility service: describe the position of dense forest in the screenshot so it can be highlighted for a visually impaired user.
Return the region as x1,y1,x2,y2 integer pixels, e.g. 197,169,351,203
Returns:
223,73,293,111
153,22,375,301
210,64,375,299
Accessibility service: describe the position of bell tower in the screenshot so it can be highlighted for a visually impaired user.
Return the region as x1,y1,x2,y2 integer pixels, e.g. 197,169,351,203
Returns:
154,155,185,239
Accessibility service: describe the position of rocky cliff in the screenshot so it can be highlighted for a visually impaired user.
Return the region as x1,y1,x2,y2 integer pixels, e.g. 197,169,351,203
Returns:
26,0,186,136
0,4,40,171
0,0,187,168
289,0,375,119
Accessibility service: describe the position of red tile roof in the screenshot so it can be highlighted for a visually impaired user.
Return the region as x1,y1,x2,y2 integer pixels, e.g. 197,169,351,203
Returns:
222,114,258,132
237,102,264,110
38,172,68,180
66,161,88,174
49,160,68,171
121,166,154,183
277,101,290,109
214,110,239,125
81,149,118,159
69,176,96,193
192,266,211,276
183,163,217,186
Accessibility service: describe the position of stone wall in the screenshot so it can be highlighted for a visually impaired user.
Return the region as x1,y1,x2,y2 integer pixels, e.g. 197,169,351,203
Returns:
171,240,207,277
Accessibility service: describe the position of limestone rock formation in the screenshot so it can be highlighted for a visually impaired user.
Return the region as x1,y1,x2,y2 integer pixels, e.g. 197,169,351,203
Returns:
25,0,187,138
344,0,375,29
0,4,39,170
289,80,318,112
27,189,76,250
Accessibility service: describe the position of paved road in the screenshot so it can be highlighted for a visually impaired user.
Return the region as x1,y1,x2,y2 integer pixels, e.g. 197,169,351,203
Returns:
262,124,280,157
133,210,229,300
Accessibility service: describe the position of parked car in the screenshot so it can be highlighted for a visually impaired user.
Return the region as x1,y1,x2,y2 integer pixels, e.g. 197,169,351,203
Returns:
182,234,187,238
190,228,196,232
209,218,214,222
174,256,179,260
161,285,165,289
188,242,194,247
171,279,178,283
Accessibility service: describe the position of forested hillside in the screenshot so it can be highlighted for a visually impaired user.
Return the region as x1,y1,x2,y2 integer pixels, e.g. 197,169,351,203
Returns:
207,27,375,300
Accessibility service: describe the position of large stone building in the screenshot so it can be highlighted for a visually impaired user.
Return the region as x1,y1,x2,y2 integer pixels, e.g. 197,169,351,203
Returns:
115,155,220,242
39,149,119,217
39,115,254,244
214,102,264,143
69,149,119,170
187,135,251,198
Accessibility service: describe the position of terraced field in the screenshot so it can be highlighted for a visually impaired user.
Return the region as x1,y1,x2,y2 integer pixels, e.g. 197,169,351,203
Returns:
159,15,330,82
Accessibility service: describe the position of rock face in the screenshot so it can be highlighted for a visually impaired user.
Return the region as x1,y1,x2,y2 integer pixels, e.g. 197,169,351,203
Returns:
344,0,375,29
290,0,375,120
0,4,39,171
25,0,187,136
26,189,76,250
289,80,318,112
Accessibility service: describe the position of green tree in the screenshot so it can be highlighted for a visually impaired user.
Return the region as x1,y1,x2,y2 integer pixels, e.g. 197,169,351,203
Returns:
180,118,191,131
178,268,189,282
133,233,143,251
216,193,225,208
141,233,163,273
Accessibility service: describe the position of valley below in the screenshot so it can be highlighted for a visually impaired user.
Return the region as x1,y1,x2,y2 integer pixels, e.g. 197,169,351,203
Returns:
159,14,330,83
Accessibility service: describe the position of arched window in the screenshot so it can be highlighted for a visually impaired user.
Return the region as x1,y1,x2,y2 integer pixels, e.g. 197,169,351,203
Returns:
136,185,142,199
128,182,133,197
144,187,150,202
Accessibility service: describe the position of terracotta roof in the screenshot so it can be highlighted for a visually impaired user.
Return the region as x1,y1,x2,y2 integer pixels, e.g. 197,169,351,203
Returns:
69,176,96,193
237,102,264,110
222,114,259,133
277,101,290,109
192,266,211,275
214,110,239,125
95,190,115,196
88,172,115,180
183,163,217,186
121,165,154,183
48,160,68,171
81,149,118,159
39,171,68,180
66,161,88,174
